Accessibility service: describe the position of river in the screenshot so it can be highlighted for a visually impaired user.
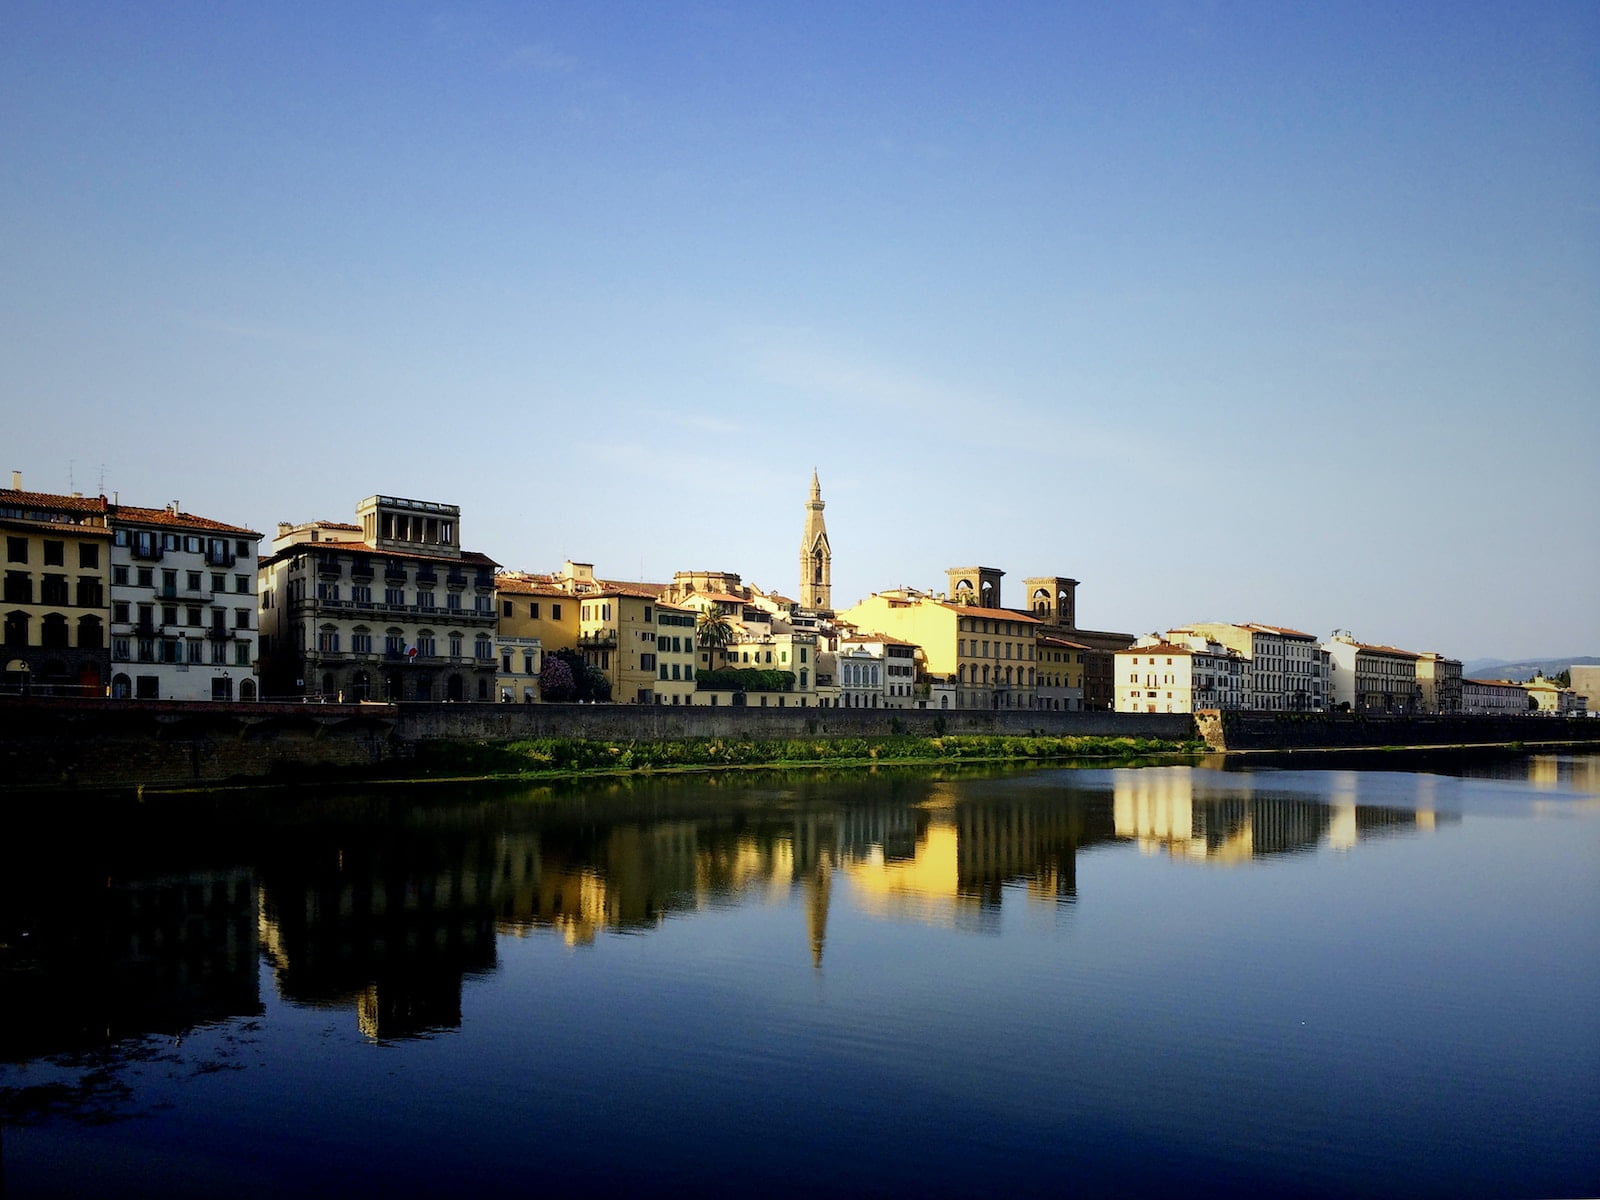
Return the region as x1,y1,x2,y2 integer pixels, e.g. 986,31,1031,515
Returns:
2,751,1597,1198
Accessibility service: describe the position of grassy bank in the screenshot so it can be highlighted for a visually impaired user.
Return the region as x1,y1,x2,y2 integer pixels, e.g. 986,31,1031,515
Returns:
409,732,1205,779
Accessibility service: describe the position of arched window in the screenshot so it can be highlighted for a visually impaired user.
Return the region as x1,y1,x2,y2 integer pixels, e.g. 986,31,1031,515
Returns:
78,614,103,649
41,613,69,648
3,612,28,647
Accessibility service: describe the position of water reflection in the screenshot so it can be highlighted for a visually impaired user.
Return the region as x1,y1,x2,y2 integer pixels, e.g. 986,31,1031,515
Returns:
2,762,1526,1062
1112,768,1445,861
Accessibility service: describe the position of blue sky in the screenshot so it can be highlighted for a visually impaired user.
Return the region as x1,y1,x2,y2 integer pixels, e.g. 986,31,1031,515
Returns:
4,1,1595,661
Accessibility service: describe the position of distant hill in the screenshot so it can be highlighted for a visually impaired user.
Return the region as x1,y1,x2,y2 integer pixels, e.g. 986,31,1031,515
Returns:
1461,656,1600,681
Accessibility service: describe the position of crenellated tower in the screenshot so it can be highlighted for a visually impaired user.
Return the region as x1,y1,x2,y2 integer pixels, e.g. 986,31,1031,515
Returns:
799,470,832,612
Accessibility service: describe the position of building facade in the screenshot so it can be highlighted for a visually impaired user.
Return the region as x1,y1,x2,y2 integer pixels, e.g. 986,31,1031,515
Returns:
1115,634,1249,713
1179,622,1327,711
1323,634,1420,714
1413,652,1464,714
107,504,262,701
258,495,499,702
1,479,112,697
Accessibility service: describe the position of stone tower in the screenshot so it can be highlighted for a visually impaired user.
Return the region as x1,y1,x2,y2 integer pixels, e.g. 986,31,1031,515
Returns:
946,566,1005,609
799,470,832,612
1023,575,1079,628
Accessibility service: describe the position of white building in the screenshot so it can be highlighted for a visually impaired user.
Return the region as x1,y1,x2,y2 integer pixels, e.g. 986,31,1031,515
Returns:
1115,633,1249,713
107,503,262,701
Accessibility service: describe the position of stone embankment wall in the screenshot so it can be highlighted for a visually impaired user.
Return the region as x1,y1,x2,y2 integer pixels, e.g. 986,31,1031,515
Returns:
0,699,401,791
0,699,1194,791
1195,709,1600,751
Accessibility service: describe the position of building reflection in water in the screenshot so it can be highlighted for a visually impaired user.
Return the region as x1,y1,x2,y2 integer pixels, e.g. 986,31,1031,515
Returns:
1112,767,1446,862
4,766,1488,1056
1,867,262,1067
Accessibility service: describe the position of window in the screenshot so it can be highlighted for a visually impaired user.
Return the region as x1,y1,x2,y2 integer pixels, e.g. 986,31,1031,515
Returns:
318,628,340,652
528,602,539,619
352,630,372,654
385,632,405,656
385,588,405,606
234,608,250,629
113,636,131,661
501,652,513,672
351,585,372,604
4,572,32,604
235,574,250,593
235,641,251,667
317,582,340,601
79,543,99,569
42,540,64,566
446,592,461,612
449,634,463,658
502,601,513,617
137,567,153,588
416,634,436,657
211,573,226,592
475,636,493,661
551,604,561,621
522,654,534,675
113,565,129,586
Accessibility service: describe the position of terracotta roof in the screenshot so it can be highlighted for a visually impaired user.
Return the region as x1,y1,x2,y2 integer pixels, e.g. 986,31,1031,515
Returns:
1038,636,1090,650
940,602,1041,624
589,582,667,600
0,488,108,514
111,504,261,537
1352,642,1419,658
494,575,569,598
841,633,916,647
261,541,499,569
1244,623,1316,639
1117,642,1198,657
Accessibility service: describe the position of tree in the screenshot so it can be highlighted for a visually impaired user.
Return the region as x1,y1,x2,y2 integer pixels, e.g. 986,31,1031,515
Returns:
697,607,735,669
539,655,576,702
551,648,611,703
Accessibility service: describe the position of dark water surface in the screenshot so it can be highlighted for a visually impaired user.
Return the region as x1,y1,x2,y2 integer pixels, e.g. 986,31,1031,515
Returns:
3,753,1597,1199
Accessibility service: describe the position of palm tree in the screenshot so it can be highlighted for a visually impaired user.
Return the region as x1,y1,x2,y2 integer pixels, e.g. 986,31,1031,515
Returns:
697,606,735,671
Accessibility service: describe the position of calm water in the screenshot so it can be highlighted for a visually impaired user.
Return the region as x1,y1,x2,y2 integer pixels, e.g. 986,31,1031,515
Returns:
2,753,1597,1199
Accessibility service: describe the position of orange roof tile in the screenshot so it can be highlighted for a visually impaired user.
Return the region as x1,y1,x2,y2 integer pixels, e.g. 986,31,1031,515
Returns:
111,504,261,537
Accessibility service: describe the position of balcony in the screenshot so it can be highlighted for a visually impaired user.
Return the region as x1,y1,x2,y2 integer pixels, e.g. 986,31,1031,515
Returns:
578,630,618,649
415,569,438,585
446,571,468,589
315,556,343,578
350,560,374,581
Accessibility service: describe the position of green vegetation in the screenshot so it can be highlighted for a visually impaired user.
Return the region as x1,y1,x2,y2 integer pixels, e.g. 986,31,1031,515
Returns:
411,732,1205,780
694,667,796,692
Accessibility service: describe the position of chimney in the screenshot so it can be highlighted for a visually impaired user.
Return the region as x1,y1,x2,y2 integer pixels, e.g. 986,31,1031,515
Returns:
10,470,19,490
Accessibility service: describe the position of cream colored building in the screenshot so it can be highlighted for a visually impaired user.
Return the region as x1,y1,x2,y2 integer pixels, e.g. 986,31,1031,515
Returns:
1323,634,1421,714
1115,633,1248,713
1179,622,1327,711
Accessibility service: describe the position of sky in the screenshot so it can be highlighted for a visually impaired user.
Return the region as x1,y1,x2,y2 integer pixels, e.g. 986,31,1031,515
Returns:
3,1,1595,662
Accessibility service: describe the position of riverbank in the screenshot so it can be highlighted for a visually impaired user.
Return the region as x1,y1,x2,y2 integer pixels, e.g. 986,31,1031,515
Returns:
405,732,1207,782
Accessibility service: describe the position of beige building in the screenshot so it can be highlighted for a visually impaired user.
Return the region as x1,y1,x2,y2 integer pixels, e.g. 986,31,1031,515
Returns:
1569,664,1600,714
258,495,499,702
1179,622,1327,711
1413,652,1464,714
1115,633,1249,714
1323,634,1421,714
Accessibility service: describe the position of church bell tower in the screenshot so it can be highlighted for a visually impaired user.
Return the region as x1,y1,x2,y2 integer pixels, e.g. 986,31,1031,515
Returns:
799,470,832,612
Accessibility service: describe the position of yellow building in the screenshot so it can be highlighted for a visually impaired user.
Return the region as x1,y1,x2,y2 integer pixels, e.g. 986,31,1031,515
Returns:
837,588,1040,710
1036,635,1087,712
2,478,113,697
